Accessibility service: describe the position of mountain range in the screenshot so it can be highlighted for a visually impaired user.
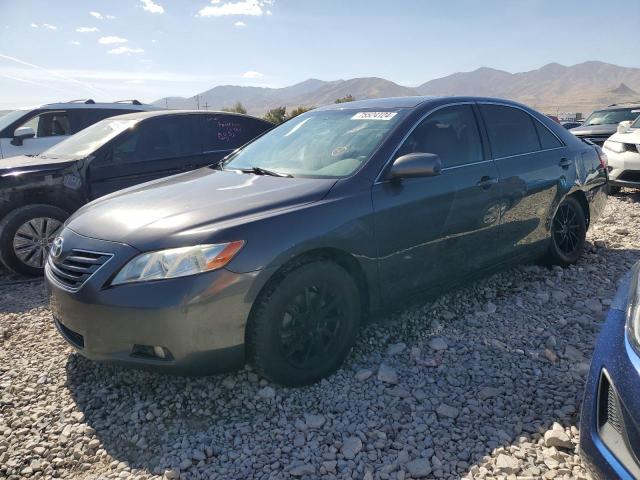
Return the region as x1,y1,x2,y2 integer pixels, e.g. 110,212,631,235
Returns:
154,61,640,116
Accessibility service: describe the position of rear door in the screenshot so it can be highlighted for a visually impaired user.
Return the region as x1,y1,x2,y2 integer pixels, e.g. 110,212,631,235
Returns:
372,103,503,301
197,114,272,167
88,115,200,198
478,103,572,259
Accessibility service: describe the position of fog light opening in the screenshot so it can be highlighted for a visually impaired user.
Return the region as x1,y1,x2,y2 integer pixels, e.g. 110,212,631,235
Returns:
131,344,173,361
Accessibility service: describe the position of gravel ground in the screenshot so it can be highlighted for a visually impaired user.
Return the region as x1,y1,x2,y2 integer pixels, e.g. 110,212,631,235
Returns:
2,192,640,480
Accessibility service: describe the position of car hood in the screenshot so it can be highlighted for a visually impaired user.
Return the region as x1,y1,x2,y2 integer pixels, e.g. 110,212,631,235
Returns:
570,124,617,136
608,129,640,144
67,168,337,248
0,154,78,175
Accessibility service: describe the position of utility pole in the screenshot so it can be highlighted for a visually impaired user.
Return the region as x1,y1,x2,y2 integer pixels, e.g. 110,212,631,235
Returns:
204,102,208,111
196,95,200,110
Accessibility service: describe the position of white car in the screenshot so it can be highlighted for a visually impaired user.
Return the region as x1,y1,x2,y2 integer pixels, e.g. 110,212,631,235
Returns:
0,99,159,159
603,116,640,193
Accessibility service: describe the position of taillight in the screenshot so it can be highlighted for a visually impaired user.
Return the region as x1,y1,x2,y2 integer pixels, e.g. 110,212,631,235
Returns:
595,146,608,169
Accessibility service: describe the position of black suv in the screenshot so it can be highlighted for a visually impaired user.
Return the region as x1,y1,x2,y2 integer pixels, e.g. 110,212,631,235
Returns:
570,102,640,145
0,110,272,275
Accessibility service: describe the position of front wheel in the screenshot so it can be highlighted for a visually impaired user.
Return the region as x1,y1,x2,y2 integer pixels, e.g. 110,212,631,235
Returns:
0,204,69,276
247,260,361,386
545,197,587,266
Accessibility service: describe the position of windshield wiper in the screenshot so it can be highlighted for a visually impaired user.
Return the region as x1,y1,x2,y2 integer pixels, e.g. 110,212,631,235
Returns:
241,166,293,178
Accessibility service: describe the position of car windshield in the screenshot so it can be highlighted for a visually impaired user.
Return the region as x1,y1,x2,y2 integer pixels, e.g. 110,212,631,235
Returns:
631,115,640,129
0,110,26,132
41,118,140,158
223,109,405,178
583,108,640,126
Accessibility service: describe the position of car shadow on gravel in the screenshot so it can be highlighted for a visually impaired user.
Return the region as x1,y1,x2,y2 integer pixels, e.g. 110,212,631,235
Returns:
64,242,640,478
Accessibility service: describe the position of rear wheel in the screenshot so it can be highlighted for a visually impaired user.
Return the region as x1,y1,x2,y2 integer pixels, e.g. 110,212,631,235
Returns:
545,197,586,266
0,204,69,276
247,260,361,386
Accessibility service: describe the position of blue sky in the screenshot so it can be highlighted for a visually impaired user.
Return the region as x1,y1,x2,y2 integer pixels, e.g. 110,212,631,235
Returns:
0,0,638,108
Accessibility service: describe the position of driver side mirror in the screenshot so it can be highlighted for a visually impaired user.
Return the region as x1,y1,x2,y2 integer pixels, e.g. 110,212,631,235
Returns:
11,126,35,146
388,152,442,179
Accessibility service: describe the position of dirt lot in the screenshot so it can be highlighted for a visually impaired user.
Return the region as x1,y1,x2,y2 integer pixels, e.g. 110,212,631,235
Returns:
1,192,640,480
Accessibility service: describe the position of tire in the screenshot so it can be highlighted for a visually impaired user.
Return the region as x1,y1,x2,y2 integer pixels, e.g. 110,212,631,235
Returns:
247,260,361,386
0,204,69,277
608,185,621,195
545,197,587,267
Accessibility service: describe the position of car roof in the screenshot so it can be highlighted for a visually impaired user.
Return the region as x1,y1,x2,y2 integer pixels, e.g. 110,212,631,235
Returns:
17,100,159,111
600,102,640,110
315,95,534,112
108,109,270,122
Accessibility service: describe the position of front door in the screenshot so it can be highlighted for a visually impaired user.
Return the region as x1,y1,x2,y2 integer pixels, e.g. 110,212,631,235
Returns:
88,115,201,199
372,104,503,302
0,110,71,158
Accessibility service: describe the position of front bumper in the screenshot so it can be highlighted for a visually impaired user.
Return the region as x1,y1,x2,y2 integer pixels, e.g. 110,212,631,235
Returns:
606,149,640,188
580,270,640,479
45,228,262,374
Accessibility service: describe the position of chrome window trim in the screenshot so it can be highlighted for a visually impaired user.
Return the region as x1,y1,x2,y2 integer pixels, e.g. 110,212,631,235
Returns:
46,248,114,293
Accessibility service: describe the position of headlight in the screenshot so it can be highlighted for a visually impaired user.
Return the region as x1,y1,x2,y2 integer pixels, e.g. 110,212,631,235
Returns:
604,140,624,153
112,241,244,285
626,263,640,354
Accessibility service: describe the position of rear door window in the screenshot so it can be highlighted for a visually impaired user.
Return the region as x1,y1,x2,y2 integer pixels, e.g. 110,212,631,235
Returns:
395,104,483,168
201,115,270,152
479,104,541,158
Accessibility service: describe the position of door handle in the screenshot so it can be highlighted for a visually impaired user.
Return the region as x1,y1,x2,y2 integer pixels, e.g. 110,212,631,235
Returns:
476,176,497,190
558,158,571,169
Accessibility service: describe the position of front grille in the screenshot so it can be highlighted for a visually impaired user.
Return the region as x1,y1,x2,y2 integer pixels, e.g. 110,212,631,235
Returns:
618,170,640,183
55,319,84,348
622,143,640,153
48,249,113,291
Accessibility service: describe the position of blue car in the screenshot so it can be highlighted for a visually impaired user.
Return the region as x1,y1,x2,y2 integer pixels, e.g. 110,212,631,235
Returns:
580,262,640,479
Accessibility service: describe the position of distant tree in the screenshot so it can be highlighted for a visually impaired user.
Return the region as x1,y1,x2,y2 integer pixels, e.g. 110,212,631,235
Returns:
263,106,287,124
335,94,355,104
222,101,247,114
287,105,314,119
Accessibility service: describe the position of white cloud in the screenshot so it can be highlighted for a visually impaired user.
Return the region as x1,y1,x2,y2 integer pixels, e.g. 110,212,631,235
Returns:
234,21,246,27
90,11,115,20
43,23,58,30
242,70,264,79
140,0,165,14
98,36,128,45
30,23,38,28
107,46,144,55
197,0,272,17
266,9,272,15
70,41,81,45
76,26,99,33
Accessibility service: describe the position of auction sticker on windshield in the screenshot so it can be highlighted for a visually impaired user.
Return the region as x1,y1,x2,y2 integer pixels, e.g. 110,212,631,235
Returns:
351,112,397,120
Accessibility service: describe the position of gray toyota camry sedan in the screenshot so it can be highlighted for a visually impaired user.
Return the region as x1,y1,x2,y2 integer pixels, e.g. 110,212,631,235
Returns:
45,96,608,386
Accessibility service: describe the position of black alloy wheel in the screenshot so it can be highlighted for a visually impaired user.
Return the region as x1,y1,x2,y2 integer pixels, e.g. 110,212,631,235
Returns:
247,260,361,386
546,196,586,266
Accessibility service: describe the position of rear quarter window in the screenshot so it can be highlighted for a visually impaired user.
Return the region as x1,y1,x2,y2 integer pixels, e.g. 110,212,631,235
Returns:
201,115,271,152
